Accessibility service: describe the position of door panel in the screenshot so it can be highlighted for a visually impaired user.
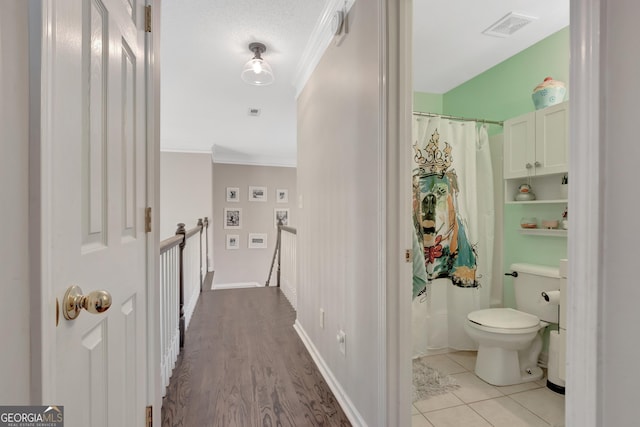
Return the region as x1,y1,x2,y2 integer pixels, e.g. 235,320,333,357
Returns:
503,112,535,179
83,0,108,251
81,322,107,427
535,102,569,176
48,0,148,425
121,39,137,240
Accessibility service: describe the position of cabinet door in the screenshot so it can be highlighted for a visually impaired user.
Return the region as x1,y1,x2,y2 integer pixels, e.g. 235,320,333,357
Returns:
503,112,535,178
535,102,569,176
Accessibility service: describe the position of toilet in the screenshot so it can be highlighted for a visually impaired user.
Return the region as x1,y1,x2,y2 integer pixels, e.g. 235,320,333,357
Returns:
464,263,560,386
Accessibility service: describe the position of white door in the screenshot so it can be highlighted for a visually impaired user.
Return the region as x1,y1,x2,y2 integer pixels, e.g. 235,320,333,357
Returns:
43,0,148,425
535,101,569,176
503,111,535,179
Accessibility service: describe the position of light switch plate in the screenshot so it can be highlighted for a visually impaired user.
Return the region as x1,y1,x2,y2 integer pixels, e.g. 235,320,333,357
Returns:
331,10,344,36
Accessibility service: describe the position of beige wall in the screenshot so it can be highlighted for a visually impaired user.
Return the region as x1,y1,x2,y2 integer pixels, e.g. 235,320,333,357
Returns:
297,2,382,424
212,163,296,285
0,0,30,404
160,152,213,268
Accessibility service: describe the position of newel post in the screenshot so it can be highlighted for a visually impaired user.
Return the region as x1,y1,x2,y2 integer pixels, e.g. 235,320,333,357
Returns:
203,217,209,272
276,219,282,288
197,218,203,292
176,223,186,348
265,219,283,287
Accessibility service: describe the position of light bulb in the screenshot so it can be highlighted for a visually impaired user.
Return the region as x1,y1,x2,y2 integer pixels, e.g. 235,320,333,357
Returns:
252,59,263,74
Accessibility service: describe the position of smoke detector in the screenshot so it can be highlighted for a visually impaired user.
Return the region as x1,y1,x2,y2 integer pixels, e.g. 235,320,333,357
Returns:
248,108,261,117
482,12,537,38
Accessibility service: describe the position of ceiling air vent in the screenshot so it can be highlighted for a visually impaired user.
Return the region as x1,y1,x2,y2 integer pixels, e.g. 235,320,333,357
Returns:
248,108,261,117
482,12,537,38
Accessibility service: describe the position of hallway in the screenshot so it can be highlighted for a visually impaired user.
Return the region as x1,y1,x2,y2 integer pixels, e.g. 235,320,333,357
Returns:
161,286,351,427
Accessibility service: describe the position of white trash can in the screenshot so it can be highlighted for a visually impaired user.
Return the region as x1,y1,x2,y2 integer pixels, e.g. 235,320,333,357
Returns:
547,329,565,394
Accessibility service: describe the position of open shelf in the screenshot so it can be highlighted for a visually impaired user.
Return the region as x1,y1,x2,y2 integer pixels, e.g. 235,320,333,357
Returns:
506,199,567,205
518,228,568,237
505,173,568,203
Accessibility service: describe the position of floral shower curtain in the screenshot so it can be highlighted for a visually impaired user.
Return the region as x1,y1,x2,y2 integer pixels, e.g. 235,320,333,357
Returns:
412,116,494,354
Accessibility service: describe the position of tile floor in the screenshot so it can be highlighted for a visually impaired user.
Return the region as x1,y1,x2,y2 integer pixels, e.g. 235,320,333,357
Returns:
412,351,565,427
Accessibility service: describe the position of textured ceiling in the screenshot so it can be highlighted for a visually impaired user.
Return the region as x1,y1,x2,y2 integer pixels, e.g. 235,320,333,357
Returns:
161,0,570,163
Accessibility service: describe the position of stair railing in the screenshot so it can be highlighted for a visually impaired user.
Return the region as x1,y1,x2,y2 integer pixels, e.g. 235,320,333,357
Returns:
159,219,205,396
266,220,297,309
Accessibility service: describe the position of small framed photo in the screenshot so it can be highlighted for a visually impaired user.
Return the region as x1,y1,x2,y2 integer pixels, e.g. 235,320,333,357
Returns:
249,186,267,202
223,208,242,229
276,189,288,203
226,187,240,202
226,234,239,250
248,233,267,249
274,208,290,228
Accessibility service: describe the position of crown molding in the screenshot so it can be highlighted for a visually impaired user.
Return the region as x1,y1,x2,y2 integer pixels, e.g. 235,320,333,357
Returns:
292,0,356,98
211,145,296,168
161,147,296,168
211,157,296,168
160,147,212,154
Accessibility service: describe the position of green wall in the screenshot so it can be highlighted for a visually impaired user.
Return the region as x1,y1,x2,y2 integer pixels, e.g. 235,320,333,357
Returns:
441,27,570,307
414,92,443,114
444,27,569,137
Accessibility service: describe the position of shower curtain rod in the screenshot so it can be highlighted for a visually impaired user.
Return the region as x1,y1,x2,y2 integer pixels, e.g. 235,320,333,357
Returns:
413,111,504,126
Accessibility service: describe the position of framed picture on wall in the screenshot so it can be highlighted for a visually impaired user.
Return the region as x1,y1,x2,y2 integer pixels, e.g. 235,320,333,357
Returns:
248,233,268,249
226,187,240,202
226,234,239,250
223,208,242,229
248,186,267,202
276,188,288,203
274,208,290,228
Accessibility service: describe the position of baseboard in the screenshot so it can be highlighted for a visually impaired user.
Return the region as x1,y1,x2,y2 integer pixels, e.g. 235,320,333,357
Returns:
212,281,261,290
293,320,367,427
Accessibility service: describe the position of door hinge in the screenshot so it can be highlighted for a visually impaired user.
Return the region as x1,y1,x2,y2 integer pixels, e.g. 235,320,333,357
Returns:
405,249,413,263
145,5,152,33
145,405,152,427
145,207,152,233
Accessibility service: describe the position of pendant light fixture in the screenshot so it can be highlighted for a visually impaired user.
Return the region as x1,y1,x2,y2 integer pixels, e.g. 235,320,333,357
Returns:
241,42,274,86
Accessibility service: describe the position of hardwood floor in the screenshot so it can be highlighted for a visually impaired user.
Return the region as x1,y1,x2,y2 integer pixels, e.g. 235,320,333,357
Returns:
161,284,351,427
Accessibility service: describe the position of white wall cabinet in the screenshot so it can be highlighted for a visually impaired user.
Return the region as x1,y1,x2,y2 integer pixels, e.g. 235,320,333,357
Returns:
504,101,569,179
504,103,569,236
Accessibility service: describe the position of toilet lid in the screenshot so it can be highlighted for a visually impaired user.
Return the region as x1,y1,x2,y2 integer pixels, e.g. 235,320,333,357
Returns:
468,308,539,330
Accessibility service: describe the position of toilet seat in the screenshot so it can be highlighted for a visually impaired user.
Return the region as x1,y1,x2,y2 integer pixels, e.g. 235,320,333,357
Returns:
467,308,541,334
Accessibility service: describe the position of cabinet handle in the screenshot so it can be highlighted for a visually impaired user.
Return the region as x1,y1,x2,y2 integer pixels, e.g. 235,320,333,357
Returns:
526,163,533,169
535,161,542,167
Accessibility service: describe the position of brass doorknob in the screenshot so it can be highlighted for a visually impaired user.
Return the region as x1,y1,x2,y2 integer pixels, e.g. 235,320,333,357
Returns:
63,285,112,320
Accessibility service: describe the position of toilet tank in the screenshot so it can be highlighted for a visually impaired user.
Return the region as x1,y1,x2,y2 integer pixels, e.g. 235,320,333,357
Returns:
510,263,560,323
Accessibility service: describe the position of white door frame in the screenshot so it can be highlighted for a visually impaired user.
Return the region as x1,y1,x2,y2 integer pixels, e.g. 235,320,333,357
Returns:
383,0,413,426
566,0,600,425
388,1,602,426
33,0,57,402
31,0,162,419
145,0,162,422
